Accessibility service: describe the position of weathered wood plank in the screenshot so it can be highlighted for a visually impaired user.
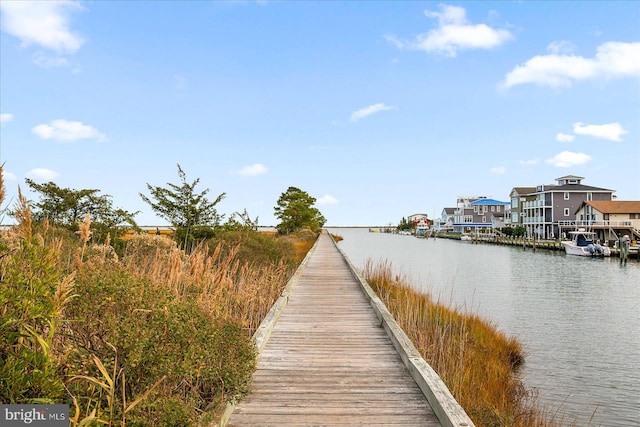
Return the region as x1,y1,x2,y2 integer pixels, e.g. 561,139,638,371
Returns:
226,232,444,426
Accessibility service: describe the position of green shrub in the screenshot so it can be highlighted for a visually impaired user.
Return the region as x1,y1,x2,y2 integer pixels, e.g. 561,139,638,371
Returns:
63,261,256,425
0,236,68,403
207,230,297,269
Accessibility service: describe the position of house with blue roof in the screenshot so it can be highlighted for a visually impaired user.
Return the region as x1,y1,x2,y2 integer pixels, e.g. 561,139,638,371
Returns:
452,196,510,234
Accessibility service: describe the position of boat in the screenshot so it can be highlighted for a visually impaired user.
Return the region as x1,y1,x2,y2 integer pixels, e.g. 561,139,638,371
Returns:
460,235,473,242
561,229,611,257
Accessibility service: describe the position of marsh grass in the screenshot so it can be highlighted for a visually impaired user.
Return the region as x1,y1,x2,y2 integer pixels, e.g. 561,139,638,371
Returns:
120,233,296,333
363,259,576,427
1,175,313,425
60,231,300,424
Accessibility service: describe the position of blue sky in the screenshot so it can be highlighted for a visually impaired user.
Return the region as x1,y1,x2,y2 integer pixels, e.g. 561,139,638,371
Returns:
1,1,639,226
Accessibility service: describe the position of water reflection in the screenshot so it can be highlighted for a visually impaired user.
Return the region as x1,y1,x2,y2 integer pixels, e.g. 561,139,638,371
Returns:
330,228,640,427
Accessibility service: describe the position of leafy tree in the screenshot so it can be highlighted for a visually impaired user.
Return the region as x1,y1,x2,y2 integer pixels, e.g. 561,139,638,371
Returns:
397,217,413,231
140,164,225,250
23,179,138,244
274,186,326,235
25,179,98,226
222,209,259,232
501,227,514,237
512,225,526,237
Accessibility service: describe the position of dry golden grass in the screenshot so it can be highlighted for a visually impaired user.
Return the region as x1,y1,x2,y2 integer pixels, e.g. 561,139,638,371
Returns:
0,162,5,206
292,239,314,262
120,233,296,335
14,187,33,240
363,259,572,427
2,176,312,425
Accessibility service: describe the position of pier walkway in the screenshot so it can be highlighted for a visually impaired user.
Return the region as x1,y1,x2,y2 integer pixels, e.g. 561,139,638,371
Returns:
225,232,473,427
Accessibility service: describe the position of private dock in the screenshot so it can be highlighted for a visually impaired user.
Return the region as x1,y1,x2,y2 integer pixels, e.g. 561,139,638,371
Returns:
224,231,473,427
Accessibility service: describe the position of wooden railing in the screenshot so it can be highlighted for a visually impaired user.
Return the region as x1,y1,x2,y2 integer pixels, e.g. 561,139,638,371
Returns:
557,220,635,228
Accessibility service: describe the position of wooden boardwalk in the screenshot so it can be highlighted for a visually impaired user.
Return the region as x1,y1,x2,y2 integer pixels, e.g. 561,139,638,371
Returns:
227,232,443,426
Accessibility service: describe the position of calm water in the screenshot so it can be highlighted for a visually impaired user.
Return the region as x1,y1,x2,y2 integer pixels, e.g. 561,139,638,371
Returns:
329,227,640,427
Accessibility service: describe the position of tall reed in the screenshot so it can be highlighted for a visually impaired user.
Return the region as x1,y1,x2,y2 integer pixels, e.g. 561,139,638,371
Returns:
120,233,295,334
363,259,570,427
0,162,5,207
2,170,313,424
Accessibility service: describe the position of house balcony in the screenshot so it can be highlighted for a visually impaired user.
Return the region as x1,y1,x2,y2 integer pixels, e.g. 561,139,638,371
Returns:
523,216,548,224
523,200,550,209
557,220,634,228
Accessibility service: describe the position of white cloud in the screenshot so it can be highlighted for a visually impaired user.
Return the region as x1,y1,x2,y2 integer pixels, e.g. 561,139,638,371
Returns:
556,133,575,143
317,194,339,205
545,151,591,168
573,122,627,142
2,170,17,180
32,51,73,68
0,113,14,124
32,119,107,142
26,168,59,181
237,163,268,176
0,0,85,53
490,167,506,175
547,40,576,55
519,159,539,166
502,41,640,89
387,4,512,57
350,103,394,122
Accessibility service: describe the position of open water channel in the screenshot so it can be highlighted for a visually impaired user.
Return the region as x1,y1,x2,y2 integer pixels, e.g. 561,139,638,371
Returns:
328,227,640,427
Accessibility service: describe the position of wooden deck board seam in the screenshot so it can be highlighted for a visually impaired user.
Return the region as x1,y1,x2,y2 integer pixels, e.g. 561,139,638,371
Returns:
223,231,474,427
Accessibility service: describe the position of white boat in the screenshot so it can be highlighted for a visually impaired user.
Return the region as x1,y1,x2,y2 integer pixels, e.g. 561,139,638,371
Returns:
562,229,611,257
460,235,473,242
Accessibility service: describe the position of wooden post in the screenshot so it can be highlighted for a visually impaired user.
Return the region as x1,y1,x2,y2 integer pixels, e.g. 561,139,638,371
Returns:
620,235,630,263
533,233,536,252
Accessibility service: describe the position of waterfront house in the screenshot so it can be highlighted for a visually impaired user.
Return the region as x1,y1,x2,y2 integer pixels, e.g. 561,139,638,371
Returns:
434,208,456,232
414,218,432,236
491,210,508,230
452,196,510,234
408,213,429,225
573,200,640,244
509,187,537,226
521,175,615,239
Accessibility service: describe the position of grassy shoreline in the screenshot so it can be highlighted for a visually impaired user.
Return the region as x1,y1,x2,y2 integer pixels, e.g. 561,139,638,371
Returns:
362,259,576,427
0,188,317,425
1,178,578,427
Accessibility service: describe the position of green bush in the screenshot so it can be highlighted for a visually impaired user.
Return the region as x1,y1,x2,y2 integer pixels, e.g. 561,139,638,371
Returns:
207,230,297,269
0,236,67,404
63,261,256,425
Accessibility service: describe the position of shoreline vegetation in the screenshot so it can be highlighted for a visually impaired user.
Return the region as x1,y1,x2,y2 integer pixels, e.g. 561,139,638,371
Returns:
0,186,317,425
362,259,588,427
1,162,584,427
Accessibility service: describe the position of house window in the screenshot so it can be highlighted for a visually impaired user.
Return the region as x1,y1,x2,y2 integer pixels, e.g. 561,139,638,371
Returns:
473,206,478,213
482,216,487,223
464,215,473,223
564,208,570,217
587,192,592,201
491,206,495,212
631,213,640,219
564,192,570,200
497,206,501,212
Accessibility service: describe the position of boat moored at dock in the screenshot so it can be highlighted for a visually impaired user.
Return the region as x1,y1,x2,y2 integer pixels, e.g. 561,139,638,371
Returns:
561,229,611,257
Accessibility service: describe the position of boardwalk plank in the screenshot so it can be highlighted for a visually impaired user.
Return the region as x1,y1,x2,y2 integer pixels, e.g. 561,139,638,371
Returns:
227,232,442,426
